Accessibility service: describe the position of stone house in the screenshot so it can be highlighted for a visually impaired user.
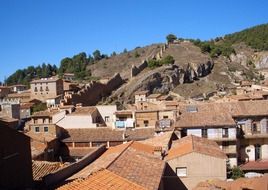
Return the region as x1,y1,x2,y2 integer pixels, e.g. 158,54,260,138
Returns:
177,100,268,168
30,77,63,102
27,109,66,137
135,109,177,128
177,104,238,167
165,135,227,190
134,90,149,103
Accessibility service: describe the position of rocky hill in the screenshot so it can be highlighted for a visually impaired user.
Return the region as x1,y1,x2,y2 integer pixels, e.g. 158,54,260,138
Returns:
88,24,268,104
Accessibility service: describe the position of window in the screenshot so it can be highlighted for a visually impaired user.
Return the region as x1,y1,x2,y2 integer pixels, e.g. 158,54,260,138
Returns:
35,126,40,133
255,144,261,160
44,126,48,132
201,129,207,138
163,116,168,119
104,116,110,122
46,86,49,91
144,120,149,127
40,86,43,92
176,167,187,177
34,87,38,92
222,128,229,138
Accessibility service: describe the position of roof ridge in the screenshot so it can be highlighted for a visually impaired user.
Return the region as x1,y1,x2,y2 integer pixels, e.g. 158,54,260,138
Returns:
106,141,134,169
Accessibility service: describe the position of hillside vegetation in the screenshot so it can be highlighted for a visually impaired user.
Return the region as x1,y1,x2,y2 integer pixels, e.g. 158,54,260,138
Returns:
224,23,268,51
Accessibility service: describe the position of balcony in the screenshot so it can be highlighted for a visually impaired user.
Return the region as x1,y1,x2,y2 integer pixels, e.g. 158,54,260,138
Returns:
115,119,134,129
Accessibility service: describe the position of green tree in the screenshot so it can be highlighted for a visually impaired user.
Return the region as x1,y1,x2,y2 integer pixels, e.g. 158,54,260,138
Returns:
231,166,244,180
166,34,177,43
93,50,102,61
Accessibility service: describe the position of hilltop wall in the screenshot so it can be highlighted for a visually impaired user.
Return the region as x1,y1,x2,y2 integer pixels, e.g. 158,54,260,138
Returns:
66,73,123,106
130,44,168,78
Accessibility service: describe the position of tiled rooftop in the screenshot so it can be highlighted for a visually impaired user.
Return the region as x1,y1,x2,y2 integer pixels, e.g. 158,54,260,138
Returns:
32,161,67,181
68,141,165,190
69,106,97,115
62,128,155,143
166,135,227,160
57,169,147,190
240,160,268,171
141,131,175,151
107,145,165,190
177,100,268,128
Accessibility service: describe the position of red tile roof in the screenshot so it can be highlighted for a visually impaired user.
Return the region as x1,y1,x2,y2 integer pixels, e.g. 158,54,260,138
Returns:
57,169,146,190
177,100,268,128
32,161,67,181
240,160,268,171
62,128,155,143
69,106,97,115
166,135,227,160
107,143,165,190
68,141,165,190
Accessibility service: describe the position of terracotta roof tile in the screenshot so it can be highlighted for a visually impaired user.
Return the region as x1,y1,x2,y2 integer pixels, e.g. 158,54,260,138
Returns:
68,141,165,190
107,145,165,190
57,169,147,190
177,100,268,128
62,128,155,143
69,106,97,115
32,161,67,181
166,135,227,160
240,160,268,171
141,131,175,151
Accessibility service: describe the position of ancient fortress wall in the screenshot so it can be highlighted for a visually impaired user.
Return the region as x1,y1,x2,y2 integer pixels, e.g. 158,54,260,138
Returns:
67,73,123,106
130,44,168,78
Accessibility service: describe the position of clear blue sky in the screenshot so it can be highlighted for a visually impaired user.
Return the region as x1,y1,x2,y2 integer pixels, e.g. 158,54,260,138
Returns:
1,0,268,82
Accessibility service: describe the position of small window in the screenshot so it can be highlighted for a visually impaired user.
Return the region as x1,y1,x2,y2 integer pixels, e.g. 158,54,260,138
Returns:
201,129,207,138
246,149,251,153
176,167,187,177
144,120,149,127
104,116,110,122
35,127,40,133
163,116,168,119
44,126,48,132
